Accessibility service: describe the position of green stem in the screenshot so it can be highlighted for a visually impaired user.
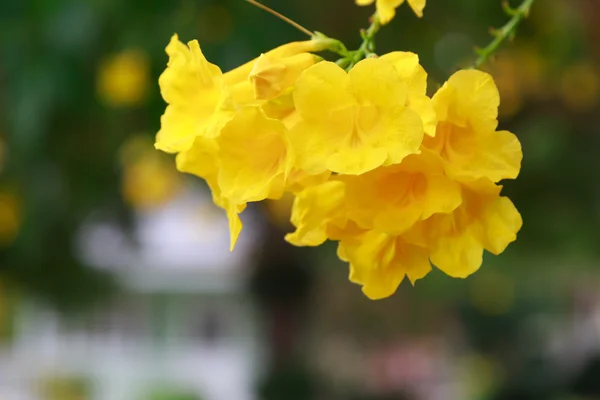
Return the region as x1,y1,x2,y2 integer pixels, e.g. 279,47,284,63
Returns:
333,13,381,70
348,14,381,69
472,0,535,69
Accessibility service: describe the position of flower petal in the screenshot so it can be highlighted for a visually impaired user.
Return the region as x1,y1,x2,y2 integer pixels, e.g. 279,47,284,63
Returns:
348,57,407,108
217,106,291,204
294,61,353,122
433,69,500,133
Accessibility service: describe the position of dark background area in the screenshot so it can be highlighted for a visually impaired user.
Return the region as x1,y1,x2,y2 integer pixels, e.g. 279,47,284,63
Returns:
1,0,600,399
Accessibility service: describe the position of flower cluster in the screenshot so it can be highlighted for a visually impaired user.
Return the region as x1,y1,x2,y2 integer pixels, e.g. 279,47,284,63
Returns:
155,3,523,300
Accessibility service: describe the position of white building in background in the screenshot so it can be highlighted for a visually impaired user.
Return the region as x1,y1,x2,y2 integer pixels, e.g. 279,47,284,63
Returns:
0,187,266,400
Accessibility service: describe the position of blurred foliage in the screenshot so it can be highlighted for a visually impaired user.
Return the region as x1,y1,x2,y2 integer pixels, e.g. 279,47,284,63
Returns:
0,0,599,315
38,375,91,400
0,1,599,399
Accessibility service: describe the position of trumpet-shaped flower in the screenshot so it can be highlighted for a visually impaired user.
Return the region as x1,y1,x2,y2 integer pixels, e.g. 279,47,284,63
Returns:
216,106,293,204
379,52,437,137
290,58,424,175
223,38,340,86
338,229,432,300
156,35,234,153
337,150,462,235
356,0,427,24
422,179,522,279
425,69,523,183
176,106,293,250
285,180,347,247
175,136,246,251
249,52,320,101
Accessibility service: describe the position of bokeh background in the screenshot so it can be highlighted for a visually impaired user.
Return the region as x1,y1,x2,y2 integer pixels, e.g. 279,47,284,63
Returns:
1,0,600,399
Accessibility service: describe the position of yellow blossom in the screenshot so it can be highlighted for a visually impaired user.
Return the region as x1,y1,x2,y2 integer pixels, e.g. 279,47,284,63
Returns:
356,0,426,24
290,58,424,175
422,179,522,278
176,106,293,250
97,48,149,107
424,69,522,183
223,38,339,86
285,180,348,247
249,52,320,101
156,35,233,153
379,51,437,136
176,135,246,251
339,229,431,299
337,150,462,235
216,106,293,204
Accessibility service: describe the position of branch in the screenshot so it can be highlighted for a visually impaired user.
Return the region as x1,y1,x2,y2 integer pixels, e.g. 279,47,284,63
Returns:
472,0,535,69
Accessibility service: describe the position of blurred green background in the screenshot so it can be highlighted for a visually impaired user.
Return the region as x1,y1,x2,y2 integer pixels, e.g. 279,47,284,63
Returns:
1,0,600,399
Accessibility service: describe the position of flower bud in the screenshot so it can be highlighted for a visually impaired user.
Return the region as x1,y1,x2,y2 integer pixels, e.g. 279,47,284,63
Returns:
250,52,319,100
223,38,333,86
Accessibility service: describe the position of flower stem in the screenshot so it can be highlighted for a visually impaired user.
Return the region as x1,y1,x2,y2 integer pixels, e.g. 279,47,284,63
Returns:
245,0,314,37
341,13,381,70
472,0,535,69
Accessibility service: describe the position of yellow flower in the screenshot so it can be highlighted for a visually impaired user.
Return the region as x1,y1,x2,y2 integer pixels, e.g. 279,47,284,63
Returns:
379,52,437,136
176,106,292,250
223,38,340,86
216,106,293,204
356,0,426,24
337,150,461,235
97,48,149,107
249,52,320,101
421,179,522,279
424,69,522,183
285,180,348,247
156,35,233,153
290,58,424,175
339,229,431,299
156,36,336,155
176,135,246,251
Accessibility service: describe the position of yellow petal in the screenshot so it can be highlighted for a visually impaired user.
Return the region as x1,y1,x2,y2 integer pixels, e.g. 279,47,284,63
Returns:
291,58,423,175
472,130,522,181
250,53,319,101
429,228,484,278
426,181,521,278
285,169,331,194
175,136,219,180
156,35,232,153
340,230,431,299
433,69,500,134
223,38,339,86
375,0,404,25
217,106,292,204
408,94,437,137
340,151,461,235
326,147,389,176
407,0,426,17
356,0,375,5
379,52,427,95
378,53,436,136
285,180,346,247
227,204,245,251
348,57,407,108
426,122,522,183
288,115,354,175
478,195,523,255
293,61,353,122
175,136,223,204
176,136,247,251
